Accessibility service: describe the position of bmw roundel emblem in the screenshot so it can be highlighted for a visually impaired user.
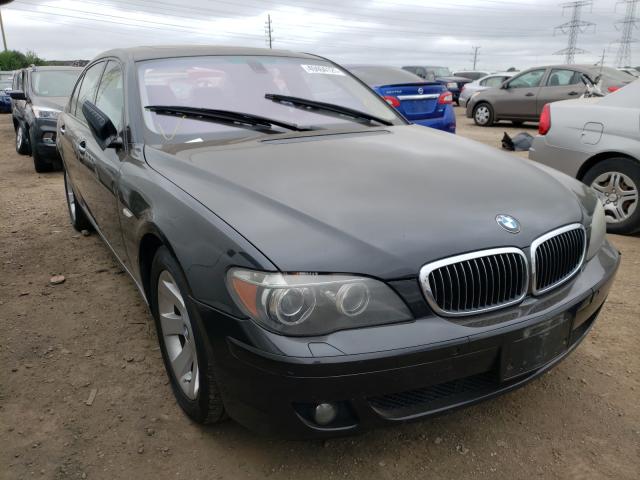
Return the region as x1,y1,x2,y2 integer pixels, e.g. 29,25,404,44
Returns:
496,214,521,234
417,87,424,94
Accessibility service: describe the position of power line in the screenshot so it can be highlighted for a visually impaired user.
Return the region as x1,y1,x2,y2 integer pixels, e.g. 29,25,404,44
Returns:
613,0,639,67
554,1,596,63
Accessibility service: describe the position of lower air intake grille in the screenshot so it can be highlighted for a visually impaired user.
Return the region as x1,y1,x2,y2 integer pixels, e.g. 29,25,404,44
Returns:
369,372,497,419
532,224,586,295
419,248,529,316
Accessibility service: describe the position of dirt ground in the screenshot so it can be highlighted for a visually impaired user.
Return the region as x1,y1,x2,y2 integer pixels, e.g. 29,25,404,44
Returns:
1,108,639,480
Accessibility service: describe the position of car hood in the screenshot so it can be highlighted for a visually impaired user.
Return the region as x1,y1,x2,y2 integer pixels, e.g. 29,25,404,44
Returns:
144,125,584,279
32,96,67,110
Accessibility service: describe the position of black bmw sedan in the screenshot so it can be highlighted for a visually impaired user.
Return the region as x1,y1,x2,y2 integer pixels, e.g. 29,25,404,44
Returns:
57,46,619,438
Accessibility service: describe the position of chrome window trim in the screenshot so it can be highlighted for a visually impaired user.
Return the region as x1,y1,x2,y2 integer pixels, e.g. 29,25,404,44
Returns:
419,247,529,318
530,223,586,296
397,93,440,100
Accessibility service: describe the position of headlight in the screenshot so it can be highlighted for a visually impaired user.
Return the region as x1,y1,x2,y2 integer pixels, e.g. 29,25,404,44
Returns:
226,269,412,336
32,106,60,119
446,82,457,89
586,199,606,260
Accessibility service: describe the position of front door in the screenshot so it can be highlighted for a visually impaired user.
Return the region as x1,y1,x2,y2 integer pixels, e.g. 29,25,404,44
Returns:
495,69,546,119
81,60,129,267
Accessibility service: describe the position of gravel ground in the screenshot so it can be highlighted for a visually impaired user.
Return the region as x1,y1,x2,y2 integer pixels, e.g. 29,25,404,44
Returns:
1,108,639,480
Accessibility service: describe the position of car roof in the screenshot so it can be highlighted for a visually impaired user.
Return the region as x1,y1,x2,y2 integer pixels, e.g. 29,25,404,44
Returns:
92,45,320,63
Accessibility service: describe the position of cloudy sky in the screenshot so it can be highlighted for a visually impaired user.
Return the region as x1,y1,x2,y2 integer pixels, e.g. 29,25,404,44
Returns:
1,0,637,70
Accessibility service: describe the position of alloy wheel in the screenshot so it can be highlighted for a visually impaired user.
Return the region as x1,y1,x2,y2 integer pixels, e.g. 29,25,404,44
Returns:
474,105,490,125
16,126,23,150
65,172,77,222
591,171,638,224
157,270,200,400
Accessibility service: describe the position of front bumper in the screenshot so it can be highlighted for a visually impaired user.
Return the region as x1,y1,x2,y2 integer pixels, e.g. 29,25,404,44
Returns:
30,118,60,161
195,241,619,438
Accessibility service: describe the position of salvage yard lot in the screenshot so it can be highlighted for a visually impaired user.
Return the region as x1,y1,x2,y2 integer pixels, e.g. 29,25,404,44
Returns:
1,108,639,480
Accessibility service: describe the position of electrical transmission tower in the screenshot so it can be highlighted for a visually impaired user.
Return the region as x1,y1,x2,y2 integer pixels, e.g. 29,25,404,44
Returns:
264,14,274,49
554,1,596,63
472,46,480,69
613,0,639,67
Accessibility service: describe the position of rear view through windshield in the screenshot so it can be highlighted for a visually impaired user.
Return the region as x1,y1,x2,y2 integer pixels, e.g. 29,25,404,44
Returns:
138,55,401,143
31,70,80,97
349,66,425,87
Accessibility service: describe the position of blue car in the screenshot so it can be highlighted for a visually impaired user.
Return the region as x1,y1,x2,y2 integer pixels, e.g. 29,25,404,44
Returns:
348,65,456,133
0,71,13,113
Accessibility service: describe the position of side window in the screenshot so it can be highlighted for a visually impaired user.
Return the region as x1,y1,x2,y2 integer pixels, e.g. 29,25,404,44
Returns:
482,76,505,88
75,61,105,121
508,69,545,89
546,69,582,87
94,61,124,131
69,74,84,115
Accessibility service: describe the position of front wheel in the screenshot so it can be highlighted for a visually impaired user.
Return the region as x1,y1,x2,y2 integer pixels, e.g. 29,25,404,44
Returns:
583,157,640,235
150,247,226,424
473,103,494,127
15,124,31,155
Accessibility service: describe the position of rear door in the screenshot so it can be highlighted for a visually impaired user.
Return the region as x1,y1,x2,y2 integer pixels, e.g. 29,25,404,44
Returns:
378,83,444,121
494,69,546,119
62,61,106,217
536,68,585,115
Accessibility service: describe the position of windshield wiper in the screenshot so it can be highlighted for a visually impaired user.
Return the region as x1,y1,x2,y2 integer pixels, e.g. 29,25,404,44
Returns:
264,94,394,127
144,105,310,133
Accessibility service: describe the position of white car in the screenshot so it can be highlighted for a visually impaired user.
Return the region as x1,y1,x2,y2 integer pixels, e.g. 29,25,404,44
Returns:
458,72,515,108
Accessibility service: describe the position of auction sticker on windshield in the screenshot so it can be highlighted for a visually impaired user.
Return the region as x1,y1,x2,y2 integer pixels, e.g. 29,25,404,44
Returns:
301,64,345,75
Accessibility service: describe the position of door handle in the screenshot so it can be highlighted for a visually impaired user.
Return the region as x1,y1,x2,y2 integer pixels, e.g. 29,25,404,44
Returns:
568,91,579,96
77,140,86,155
59,125,66,135
525,92,535,97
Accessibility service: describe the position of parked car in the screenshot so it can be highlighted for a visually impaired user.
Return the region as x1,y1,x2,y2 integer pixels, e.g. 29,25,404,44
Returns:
466,65,636,127
9,65,82,171
59,46,618,438
348,65,455,133
529,80,640,234
0,71,13,113
458,72,515,108
402,65,471,105
618,67,640,78
453,71,489,81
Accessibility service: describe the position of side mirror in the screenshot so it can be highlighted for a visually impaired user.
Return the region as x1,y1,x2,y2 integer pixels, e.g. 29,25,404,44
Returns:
500,82,509,89
8,90,27,100
81,101,123,150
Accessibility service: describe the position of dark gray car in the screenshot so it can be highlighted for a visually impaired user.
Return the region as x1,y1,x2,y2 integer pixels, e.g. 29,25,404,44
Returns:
529,80,640,234
466,65,636,127
58,46,619,438
10,66,82,171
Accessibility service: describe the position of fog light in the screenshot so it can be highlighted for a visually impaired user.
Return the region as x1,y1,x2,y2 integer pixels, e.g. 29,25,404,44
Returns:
42,132,55,144
314,402,338,426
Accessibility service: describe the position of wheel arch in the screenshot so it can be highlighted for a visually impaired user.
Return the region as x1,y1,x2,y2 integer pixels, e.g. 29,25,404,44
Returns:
138,226,181,304
577,152,639,181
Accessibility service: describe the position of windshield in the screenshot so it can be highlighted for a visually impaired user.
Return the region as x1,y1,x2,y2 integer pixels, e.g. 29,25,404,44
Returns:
588,66,636,83
349,66,424,86
31,70,80,97
137,55,402,144
427,67,451,77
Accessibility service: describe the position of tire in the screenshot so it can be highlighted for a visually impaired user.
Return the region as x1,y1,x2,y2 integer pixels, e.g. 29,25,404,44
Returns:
149,247,226,424
30,129,53,173
473,103,494,127
15,123,31,155
64,171,93,232
583,157,640,235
